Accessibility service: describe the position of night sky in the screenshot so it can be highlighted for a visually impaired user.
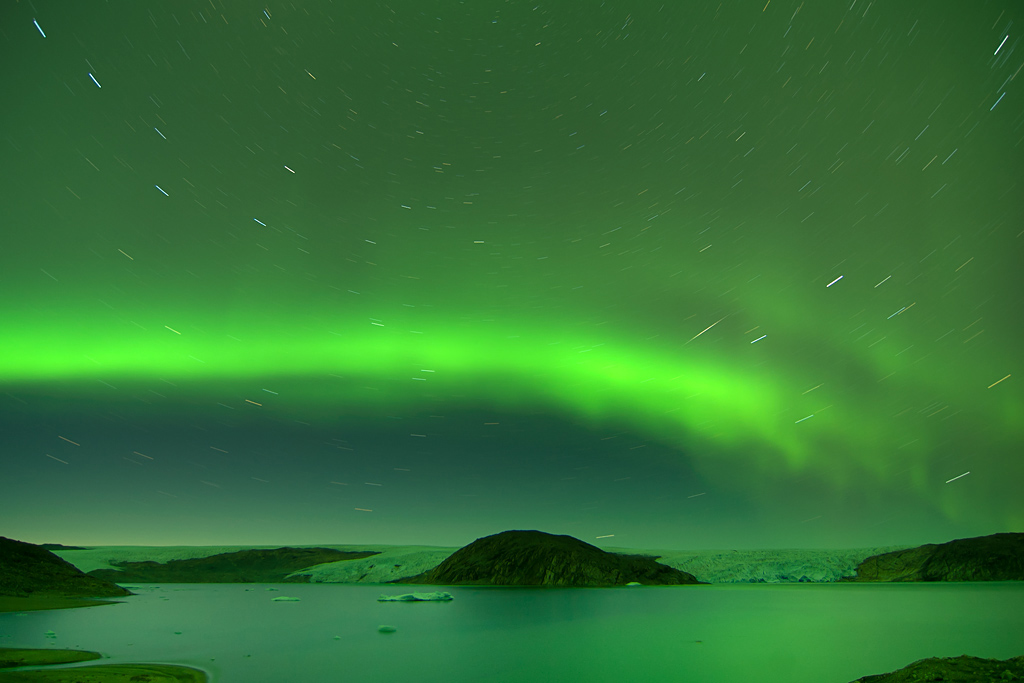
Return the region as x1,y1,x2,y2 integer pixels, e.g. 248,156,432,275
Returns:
2,1,1021,551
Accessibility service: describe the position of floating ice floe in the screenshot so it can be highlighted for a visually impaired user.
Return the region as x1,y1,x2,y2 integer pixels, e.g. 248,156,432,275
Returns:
377,591,453,602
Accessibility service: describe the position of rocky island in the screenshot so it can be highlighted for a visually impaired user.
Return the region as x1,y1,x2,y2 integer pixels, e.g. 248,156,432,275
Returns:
395,529,703,586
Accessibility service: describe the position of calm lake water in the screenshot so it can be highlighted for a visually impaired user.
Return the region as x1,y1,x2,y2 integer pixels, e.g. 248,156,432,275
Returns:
2,583,1022,683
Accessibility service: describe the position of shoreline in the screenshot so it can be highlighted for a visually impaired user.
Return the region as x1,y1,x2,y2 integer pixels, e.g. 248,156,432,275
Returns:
0,597,124,614
0,648,207,683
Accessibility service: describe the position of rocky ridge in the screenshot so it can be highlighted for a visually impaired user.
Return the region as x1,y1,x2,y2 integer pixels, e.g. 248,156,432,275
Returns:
87,547,378,583
0,536,131,598
846,533,1024,582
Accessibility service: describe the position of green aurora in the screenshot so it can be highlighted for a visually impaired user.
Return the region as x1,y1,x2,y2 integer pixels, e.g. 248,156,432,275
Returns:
1,1,1021,549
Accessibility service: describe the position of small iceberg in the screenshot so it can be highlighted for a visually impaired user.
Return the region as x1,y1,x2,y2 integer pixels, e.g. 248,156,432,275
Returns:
271,596,301,601
377,591,453,602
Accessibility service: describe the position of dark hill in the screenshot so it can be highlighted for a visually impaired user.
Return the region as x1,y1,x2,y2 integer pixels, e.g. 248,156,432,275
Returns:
88,547,379,583
0,537,131,598
396,530,702,587
845,532,1024,582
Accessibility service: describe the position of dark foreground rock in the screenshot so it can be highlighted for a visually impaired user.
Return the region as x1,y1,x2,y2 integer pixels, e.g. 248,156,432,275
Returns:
845,532,1024,582
0,537,130,599
851,654,1024,682
87,547,379,583
395,530,703,586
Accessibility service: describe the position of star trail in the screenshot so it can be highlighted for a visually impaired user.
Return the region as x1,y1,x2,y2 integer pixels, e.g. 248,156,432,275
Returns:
1,1,1020,549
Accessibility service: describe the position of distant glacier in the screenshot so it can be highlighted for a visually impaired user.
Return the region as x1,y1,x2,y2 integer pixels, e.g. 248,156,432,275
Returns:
290,544,915,584
57,543,913,585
